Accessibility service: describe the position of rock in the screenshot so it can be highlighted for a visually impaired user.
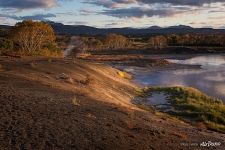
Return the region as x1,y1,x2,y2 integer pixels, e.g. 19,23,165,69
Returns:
56,73,74,83
41,74,51,79
66,77,74,84
57,73,69,80
30,62,36,68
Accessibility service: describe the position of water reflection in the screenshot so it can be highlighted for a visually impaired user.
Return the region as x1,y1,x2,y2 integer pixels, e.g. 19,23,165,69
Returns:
168,55,225,67
129,55,225,101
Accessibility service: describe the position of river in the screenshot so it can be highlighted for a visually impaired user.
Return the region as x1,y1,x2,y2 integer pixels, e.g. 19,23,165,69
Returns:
122,55,225,101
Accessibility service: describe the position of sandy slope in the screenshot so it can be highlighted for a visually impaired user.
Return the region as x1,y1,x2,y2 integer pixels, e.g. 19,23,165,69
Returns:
0,57,224,150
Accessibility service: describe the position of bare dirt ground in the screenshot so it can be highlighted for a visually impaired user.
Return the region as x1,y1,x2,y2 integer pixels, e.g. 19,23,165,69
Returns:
0,57,224,150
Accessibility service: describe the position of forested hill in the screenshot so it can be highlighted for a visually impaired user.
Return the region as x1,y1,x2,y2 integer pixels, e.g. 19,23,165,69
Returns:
1,23,225,35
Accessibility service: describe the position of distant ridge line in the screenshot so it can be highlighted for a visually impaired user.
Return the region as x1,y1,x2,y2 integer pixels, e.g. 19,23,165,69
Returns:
1,22,225,35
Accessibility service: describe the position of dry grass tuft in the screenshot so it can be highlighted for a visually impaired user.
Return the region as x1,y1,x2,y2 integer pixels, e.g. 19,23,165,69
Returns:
72,96,80,106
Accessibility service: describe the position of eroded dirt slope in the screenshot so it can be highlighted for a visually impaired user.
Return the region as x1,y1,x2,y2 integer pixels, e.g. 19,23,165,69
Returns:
0,57,224,150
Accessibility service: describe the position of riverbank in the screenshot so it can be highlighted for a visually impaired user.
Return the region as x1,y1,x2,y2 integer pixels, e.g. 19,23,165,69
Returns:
89,46,225,56
82,53,225,131
0,56,224,149
135,86,225,133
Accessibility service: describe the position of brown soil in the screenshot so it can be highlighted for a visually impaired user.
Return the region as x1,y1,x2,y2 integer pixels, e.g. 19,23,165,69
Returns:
0,57,224,150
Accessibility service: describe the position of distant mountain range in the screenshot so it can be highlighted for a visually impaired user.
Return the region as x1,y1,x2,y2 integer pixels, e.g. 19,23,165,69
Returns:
47,22,225,35
1,22,225,35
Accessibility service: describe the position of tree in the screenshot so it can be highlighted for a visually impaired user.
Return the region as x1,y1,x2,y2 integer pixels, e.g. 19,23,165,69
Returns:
104,34,129,49
10,20,56,54
81,37,103,51
148,35,167,49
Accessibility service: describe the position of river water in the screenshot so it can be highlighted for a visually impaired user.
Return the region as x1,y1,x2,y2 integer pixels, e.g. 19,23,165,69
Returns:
123,55,225,101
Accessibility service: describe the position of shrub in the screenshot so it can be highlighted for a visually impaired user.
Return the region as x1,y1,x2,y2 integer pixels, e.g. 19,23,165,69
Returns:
31,48,63,57
104,34,130,49
0,37,13,54
10,20,61,56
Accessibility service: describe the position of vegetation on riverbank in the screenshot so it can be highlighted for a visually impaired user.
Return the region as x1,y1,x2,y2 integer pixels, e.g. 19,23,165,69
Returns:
137,86,225,133
59,33,225,53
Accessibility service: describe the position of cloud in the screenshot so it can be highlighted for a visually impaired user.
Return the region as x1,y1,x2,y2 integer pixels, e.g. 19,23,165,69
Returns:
56,12,77,16
83,0,224,19
101,7,188,18
83,0,137,8
80,9,98,15
100,6,195,18
84,0,225,8
137,0,225,6
0,13,56,21
73,21,89,25
0,0,61,9
19,13,56,21
83,0,116,8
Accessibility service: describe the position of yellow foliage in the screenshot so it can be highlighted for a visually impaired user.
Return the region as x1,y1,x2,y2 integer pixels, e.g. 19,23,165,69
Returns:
118,71,132,79
118,71,125,78
10,20,58,55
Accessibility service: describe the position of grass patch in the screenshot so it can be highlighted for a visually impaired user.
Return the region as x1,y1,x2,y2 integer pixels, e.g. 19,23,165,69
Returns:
141,86,225,133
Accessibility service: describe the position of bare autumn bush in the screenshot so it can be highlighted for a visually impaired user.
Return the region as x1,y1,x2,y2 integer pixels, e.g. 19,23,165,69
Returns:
148,35,168,49
104,34,130,49
81,37,103,51
149,34,225,47
10,20,62,57
78,34,130,52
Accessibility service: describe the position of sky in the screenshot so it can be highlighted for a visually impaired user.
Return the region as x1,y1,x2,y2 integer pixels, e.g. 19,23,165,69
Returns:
0,0,225,28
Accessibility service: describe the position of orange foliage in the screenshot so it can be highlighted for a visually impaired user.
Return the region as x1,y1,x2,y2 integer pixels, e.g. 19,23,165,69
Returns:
11,20,56,54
